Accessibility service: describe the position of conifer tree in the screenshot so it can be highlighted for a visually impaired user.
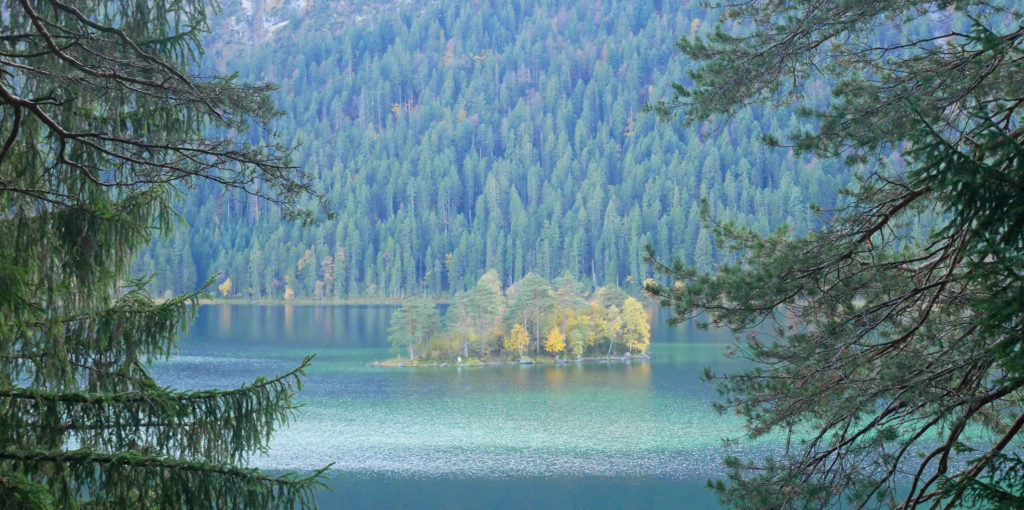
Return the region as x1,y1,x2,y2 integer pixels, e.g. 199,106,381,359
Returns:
0,0,324,507
387,298,442,360
135,0,856,300
449,290,477,358
648,1,1024,507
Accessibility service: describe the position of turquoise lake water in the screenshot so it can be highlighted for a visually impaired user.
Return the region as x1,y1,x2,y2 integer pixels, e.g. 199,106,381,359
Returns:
152,304,783,509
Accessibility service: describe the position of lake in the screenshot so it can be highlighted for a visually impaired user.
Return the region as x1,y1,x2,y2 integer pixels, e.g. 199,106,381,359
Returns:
152,304,781,509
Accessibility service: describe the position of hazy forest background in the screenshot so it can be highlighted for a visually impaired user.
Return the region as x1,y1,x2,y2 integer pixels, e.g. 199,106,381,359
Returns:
135,0,954,299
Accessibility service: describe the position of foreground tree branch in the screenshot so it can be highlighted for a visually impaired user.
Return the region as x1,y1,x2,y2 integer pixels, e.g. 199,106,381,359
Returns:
646,1,1024,508
0,0,329,507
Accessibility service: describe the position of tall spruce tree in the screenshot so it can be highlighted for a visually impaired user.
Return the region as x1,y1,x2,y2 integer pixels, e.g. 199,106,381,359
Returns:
648,1,1024,508
0,0,325,508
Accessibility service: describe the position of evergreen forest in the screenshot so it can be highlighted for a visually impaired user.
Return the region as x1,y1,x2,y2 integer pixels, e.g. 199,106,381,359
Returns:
132,0,950,299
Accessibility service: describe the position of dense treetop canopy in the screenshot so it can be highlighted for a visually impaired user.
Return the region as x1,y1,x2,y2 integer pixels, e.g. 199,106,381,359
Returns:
135,0,863,300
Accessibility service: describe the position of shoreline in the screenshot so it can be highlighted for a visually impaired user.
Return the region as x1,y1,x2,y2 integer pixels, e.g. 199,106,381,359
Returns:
371,354,651,368
179,294,655,307
176,296,655,307
193,298,454,306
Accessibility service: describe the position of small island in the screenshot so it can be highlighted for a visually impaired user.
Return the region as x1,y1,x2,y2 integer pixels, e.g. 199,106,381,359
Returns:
376,270,652,367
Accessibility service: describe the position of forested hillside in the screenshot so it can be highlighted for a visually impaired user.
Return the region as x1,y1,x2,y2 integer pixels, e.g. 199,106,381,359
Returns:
135,0,930,299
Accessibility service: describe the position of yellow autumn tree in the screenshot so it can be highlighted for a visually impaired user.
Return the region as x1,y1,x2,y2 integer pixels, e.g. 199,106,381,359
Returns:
544,326,565,355
621,297,651,354
217,277,233,297
505,324,529,357
296,248,314,272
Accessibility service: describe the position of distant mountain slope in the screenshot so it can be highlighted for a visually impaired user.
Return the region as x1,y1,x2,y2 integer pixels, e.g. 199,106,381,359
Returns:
137,0,921,299
202,0,413,60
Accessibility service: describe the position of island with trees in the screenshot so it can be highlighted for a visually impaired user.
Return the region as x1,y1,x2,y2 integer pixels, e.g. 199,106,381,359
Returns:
379,271,651,366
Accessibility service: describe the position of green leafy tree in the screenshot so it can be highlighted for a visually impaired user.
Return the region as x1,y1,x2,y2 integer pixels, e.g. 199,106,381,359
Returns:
0,0,324,507
600,305,623,357
648,1,1024,508
564,311,594,358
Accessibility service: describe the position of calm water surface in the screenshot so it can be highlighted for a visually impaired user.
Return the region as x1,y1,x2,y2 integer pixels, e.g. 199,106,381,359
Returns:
152,305,782,509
